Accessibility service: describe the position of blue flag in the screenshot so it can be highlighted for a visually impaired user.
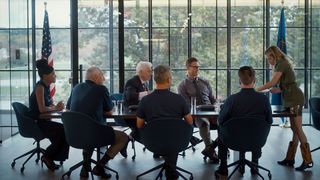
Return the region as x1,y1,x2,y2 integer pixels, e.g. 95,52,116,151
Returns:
272,7,286,122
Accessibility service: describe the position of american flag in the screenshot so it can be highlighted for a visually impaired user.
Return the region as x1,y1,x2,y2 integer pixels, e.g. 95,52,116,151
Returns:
41,9,55,98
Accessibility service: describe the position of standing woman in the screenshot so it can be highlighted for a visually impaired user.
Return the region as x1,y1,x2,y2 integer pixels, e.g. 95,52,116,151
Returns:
29,59,69,171
256,46,313,171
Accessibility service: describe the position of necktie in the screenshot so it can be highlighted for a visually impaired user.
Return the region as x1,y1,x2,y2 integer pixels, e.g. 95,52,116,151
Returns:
193,79,203,105
142,83,148,91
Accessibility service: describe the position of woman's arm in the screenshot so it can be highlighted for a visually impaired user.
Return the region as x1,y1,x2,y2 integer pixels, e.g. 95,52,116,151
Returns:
35,85,63,113
256,71,282,91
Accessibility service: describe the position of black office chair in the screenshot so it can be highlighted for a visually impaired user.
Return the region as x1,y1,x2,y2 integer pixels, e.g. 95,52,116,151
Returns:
110,93,136,160
309,97,320,153
136,119,194,180
61,111,119,180
219,116,272,179
11,102,46,173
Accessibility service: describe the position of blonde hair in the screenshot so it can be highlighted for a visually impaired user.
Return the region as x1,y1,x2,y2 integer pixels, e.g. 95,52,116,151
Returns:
265,45,288,62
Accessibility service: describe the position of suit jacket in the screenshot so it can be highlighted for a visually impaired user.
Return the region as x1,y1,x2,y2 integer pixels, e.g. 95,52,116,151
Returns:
123,75,145,107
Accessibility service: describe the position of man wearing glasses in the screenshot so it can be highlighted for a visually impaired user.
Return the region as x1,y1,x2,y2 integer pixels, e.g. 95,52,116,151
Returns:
178,57,218,163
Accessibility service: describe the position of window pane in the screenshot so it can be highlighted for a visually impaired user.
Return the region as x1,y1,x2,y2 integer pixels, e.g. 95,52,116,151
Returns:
170,0,187,27
217,28,227,68
170,28,188,68
9,0,28,28
79,29,109,69
78,0,110,28
54,70,72,103
270,28,305,68
217,70,227,100
152,28,169,66
124,0,148,28
231,28,264,68
0,71,11,110
311,28,320,68
217,1,227,27
11,71,29,103
152,1,168,27
311,70,320,97
231,0,263,27
0,30,9,70
10,30,29,70
270,0,305,27
35,0,70,28
0,0,9,28
312,1,320,27
191,28,216,68
36,29,71,70
124,28,149,69
192,0,216,27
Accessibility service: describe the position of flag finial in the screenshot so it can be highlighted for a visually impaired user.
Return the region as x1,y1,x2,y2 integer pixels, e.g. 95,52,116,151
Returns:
281,0,284,6
44,2,47,10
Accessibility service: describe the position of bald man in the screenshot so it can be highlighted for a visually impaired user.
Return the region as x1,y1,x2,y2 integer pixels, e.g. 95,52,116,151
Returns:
66,67,129,179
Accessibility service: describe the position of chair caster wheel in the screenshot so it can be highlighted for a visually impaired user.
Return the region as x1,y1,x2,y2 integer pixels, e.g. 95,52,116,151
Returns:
11,162,16,168
60,161,63,165
192,147,196,152
268,172,272,179
190,175,194,180
67,172,71,177
116,174,119,179
20,167,25,173
132,155,136,160
203,156,207,160
35,159,39,163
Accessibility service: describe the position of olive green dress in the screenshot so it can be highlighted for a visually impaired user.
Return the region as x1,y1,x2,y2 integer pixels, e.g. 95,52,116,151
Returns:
274,59,304,107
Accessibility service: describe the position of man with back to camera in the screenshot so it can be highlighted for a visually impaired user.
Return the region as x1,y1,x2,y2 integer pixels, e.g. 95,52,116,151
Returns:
178,57,219,162
215,66,273,177
136,64,193,180
66,67,129,179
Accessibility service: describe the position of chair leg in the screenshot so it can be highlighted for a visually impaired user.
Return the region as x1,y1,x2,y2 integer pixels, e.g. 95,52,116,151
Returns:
131,138,136,160
311,146,320,152
176,166,193,180
61,161,83,180
136,163,165,179
155,166,165,180
12,148,37,164
245,159,272,179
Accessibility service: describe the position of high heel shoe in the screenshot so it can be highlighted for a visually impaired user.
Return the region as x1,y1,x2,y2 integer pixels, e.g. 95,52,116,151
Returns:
277,159,295,166
41,156,60,171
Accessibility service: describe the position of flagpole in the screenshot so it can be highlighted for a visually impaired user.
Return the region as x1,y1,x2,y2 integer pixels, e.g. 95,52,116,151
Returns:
44,2,47,10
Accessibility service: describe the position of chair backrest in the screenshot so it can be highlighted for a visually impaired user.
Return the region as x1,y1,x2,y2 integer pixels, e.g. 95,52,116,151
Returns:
61,111,115,150
110,93,123,101
11,102,45,141
140,118,193,155
219,116,271,152
309,97,320,131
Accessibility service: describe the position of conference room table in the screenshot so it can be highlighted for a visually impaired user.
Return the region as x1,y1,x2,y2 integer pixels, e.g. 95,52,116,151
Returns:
39,105,294,120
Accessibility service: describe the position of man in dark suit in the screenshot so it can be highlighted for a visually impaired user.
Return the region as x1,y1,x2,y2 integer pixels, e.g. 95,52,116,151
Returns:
215,66,273,177
123,61,153,107
136,65,193,180
66,67,129,179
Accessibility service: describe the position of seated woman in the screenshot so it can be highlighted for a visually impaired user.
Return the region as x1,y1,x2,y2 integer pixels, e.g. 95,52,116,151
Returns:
29,59,69,171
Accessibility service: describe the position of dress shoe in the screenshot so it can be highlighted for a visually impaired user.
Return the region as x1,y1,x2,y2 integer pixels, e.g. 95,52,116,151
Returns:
215,166,228,177
80,166,89,178
41,155,60,171
238,164,245,175
153,153,161,158
92,165,112,179
201,146,219,163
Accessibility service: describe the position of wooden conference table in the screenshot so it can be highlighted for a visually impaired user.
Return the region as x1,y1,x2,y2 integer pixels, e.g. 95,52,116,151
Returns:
39,105,294,120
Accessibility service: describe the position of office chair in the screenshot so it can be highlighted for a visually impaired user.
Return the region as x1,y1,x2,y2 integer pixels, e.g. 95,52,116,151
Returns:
11,102,46,173
309,97,320,153
61,111,119,180
219,116,272,179
136,118,194,180
110,93,136,160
